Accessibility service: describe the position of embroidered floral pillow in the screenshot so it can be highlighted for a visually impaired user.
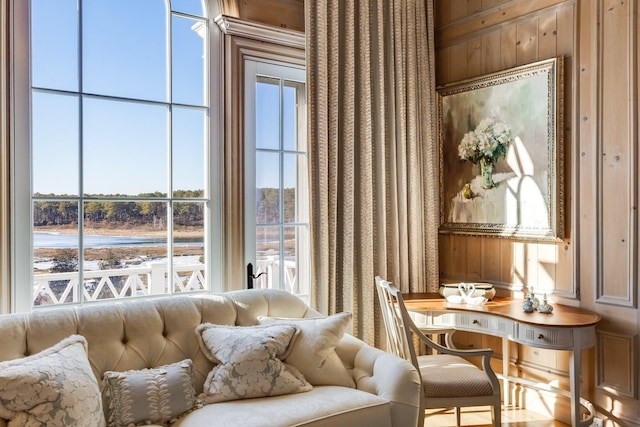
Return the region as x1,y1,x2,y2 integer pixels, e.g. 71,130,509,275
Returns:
102,359,198,427
195,323,312,403
0,334,106,427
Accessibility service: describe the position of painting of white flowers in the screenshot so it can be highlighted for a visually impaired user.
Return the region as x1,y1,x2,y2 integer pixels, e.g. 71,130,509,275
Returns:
437,57,564,240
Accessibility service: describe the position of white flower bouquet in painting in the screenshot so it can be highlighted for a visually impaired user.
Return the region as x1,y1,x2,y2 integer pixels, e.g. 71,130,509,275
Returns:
458,117,513,189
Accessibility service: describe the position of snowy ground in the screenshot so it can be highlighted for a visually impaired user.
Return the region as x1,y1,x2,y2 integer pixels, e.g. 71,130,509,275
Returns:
33,255,202,273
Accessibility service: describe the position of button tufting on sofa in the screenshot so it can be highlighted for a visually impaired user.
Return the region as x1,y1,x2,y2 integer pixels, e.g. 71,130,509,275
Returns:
0,290,421,427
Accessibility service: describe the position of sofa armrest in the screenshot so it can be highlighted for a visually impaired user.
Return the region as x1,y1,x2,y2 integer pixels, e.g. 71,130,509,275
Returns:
336,334,421,427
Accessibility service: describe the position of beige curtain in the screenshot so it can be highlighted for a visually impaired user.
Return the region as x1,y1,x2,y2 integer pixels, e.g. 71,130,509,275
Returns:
306,0,438,345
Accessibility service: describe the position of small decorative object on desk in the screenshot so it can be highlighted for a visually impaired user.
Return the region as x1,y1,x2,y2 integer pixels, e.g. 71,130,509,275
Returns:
523,287,540,313
522,297,534,313
537,294,554,314
522,287,541,313
439,282,496,300
529,287,540,309
444,283,488,305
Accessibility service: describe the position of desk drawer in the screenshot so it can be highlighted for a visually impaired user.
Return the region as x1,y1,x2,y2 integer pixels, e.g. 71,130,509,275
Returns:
516,325,573,349
452,313,491,332
430,312,486,329
430,312,512,337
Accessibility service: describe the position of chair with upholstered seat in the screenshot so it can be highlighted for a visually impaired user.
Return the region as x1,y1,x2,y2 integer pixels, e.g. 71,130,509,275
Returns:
374,276,501,427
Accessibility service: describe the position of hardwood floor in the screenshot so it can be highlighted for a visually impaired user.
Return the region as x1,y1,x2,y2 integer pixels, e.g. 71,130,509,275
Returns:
423,406,570,426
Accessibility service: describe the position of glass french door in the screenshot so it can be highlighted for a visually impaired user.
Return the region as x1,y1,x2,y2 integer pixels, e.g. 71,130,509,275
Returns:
244,60,309,301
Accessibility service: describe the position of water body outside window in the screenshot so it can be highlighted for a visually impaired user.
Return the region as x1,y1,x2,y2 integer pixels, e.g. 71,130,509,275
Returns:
30,0,208,305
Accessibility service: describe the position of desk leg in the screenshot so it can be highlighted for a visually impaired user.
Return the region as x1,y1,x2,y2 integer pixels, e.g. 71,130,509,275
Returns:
502,337,510,408
570,349,580,427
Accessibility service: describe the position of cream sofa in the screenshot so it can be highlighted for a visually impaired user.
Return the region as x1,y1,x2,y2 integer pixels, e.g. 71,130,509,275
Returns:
0,289,421,427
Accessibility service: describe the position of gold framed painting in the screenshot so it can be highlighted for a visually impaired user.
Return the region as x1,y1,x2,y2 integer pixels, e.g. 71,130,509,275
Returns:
437,56,564,240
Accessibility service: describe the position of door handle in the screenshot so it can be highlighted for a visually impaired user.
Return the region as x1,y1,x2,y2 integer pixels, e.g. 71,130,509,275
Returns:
247,263,267,289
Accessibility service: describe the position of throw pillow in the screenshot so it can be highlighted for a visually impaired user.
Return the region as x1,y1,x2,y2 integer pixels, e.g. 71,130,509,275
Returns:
102,359,198,427
259,312,355,388
0,334,106,427
195,323,312,403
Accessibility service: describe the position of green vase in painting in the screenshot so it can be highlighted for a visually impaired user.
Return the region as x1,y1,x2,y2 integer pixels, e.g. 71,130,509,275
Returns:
479,157,496,189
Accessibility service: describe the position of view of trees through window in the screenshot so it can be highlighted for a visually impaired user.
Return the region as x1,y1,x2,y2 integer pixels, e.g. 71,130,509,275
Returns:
250,70,309,298
31,0,209,306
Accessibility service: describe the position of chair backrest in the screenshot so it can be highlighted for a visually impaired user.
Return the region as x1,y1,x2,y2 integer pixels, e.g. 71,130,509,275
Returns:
374,276,420,370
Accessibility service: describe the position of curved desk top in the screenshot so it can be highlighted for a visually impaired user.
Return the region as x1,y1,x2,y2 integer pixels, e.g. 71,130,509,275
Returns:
403,293,601,426
403,293,601,328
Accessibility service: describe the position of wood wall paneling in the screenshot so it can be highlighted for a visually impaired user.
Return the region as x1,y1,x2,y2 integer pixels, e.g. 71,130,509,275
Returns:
435,0,640,422
218,0,304,32
435,0,569,47
451,234,470,275
467,36,483,77
435,2,577,294
450,0,469,23
597,331,636,398
516,18,538,66
448,43,469,82
466,237,483,279
500,24,518,71
597,0,635,306
537,10,558,61
577,0,598,308
481,30,502,74
241,0,304,31
480,238,502,280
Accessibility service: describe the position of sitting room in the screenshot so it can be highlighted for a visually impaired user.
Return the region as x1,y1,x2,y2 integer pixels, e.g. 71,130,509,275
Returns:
0,0,638,426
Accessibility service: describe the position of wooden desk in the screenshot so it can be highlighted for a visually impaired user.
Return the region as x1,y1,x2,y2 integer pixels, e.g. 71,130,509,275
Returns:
403,294,601,427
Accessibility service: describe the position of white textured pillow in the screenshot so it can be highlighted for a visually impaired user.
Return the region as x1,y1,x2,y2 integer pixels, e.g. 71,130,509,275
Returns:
0,334,106,427
195,323,312,403
102,359,198,427
259,312,355,388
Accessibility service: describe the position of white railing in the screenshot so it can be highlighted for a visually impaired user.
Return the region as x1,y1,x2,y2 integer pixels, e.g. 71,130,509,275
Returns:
32,257,303,306
254,257,301,294
33,262,206,306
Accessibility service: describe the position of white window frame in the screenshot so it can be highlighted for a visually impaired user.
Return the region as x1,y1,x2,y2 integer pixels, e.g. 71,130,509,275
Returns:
9,0,224,312
244,60,309,297
214,15,305,292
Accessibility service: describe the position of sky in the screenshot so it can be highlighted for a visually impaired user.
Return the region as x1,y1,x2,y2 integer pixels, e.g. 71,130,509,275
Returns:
30,0,299,197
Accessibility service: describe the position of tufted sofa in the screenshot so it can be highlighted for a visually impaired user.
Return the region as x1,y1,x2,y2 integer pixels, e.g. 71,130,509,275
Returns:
0,289,421,427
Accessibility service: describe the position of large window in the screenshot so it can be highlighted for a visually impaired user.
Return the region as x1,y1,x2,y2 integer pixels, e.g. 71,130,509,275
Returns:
28,0,210,307
9,2,307,312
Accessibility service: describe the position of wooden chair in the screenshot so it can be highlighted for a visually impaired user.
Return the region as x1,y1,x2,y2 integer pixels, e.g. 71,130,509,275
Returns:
374,276,501,427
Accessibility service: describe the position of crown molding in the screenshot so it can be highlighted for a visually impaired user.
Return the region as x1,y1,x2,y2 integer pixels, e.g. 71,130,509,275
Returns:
215,15,305,49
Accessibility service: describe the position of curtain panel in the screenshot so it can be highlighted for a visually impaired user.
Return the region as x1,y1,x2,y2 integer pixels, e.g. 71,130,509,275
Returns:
306,0,438,345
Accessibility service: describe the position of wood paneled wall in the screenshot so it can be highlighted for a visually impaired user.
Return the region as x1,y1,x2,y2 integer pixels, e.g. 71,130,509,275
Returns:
435,0,640,424
436,0,577,297
217,0,304,32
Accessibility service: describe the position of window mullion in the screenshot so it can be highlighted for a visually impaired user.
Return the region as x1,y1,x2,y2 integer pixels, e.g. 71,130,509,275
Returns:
76,0,85,303
278,78,286,291
167,11,174,296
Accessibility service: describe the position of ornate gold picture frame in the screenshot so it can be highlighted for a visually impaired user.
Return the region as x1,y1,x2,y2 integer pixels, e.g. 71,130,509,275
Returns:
437,57,564,240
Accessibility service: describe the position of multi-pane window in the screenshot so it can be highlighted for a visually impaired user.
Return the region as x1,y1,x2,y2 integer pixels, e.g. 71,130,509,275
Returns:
30,0,209,306
245,61,309,300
